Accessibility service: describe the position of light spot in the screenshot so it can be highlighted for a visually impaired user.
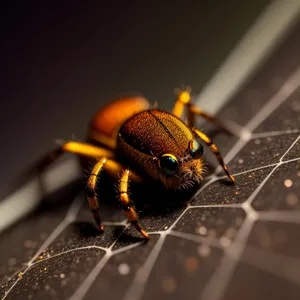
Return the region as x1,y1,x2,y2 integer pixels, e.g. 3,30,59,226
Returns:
118,263,130,275
286,193,298,206
254,139,261,145
235,191,239,195
162,276,177,294
8,257,17,266
198,244,211,257
61,279,67,287
60,273,65,279
297,171,300,177
24,240,33,248
207,229,217,238
238,159,244,164
219,236,232,248
164,225,169,230
248,175,253,178
251,151,256,155
284,179,293,188
185,256,199,272
198,226,207,235
226,228,237,238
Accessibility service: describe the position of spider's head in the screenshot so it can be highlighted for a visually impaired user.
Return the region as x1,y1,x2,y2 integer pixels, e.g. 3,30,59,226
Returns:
155,138,206,190
118,109,209,190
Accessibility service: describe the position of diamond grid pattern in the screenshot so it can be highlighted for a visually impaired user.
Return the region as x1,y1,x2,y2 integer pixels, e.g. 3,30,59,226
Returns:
1,46,300,300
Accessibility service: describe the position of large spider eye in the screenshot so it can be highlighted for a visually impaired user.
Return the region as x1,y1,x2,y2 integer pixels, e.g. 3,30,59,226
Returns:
158,154,179,176
188,139,204,158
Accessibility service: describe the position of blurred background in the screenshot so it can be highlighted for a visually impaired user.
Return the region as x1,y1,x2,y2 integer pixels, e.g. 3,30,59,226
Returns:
1,1,299,230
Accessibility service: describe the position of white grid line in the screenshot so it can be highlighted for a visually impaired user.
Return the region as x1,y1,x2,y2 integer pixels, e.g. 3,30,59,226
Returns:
200,134,300,300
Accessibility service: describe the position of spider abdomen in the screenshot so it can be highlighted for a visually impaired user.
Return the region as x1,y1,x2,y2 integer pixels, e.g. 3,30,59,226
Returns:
87,96,150,148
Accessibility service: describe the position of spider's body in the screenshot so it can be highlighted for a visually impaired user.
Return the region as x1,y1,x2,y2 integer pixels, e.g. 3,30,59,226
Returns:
50,88,235,239
117,109,205,190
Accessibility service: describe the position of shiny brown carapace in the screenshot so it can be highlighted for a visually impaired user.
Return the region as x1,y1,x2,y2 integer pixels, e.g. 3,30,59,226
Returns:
46,87,235,239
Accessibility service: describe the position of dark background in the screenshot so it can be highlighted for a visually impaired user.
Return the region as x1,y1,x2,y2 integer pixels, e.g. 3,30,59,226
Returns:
0,0,272,196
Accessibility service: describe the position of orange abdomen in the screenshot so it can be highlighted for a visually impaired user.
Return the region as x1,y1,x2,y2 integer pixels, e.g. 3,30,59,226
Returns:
87,95,150,149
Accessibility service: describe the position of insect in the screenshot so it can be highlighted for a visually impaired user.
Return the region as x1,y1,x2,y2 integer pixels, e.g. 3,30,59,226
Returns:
48,87,235,239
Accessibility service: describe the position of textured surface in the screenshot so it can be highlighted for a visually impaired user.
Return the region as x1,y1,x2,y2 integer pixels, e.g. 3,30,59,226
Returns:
1,23,300,300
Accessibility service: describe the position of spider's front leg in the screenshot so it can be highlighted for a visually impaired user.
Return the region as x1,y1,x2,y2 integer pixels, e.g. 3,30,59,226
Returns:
172,87,235,183
86,158,148,239
172,86,230,132
193,129,235,183
86,157,108,231
118,169,149,239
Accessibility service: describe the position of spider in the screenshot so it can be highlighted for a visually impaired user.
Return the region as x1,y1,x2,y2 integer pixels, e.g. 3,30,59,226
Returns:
47,87,235,239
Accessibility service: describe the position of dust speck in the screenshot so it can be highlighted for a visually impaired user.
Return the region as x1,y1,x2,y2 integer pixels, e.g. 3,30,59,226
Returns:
24,240,35,248
284,179,293,188
162,276,177,294
61,279,67,286
118,263,130,275
8,257,17,266
226,228,237,238
185,256,199,272
254,139,261,145
286,193,298,206
198,226,207,235
197,244,211,257
219,236,232,248
207,229,217,238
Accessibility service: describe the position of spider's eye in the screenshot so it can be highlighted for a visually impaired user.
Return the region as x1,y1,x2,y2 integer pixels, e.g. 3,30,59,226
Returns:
188,139,204,158
158,154,179,176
